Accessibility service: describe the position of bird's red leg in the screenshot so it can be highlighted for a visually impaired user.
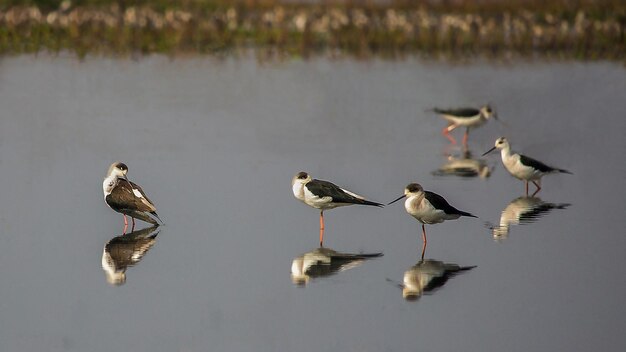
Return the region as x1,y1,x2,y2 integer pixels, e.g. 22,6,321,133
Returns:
420,240,426,261
462,128,469,146
422,224,427,245
532,180,542,196
131,218,136,232
319,211,325,247
442,124,458,144
123,215,128,234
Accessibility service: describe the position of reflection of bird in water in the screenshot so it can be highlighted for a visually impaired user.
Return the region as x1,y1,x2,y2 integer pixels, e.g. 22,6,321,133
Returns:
102,162,162,233
101,225,160,286
483,137,572,196
291,247,382,286
433,104,497,146
291,171,383,246
432,150,492,179
401,259,476,301
491,196,571,239
388,183,476,244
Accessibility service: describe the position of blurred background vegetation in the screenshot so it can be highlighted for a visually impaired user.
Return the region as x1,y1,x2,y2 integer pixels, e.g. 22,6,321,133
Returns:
0,0,623,59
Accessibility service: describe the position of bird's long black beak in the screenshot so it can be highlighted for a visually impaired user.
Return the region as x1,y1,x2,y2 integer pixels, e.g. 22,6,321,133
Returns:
388,194,406,205
482,146,497,156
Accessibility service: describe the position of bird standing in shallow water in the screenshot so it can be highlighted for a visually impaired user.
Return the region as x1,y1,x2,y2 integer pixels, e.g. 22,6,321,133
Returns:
291,171,383,246
388,183,476,245
434,105,497,146
482,137,572,196
103,162,162,233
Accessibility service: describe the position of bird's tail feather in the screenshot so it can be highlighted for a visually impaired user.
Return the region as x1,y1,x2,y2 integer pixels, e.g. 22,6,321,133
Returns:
150,211,163,224
558,168,573,175
357,199,385,207
128,211,159,225
458,210,477,218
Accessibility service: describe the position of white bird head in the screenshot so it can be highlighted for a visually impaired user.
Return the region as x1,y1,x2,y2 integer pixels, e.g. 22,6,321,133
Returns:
482,137,510,156
107,162,129,178
103,162,130,196
480,104,497,120
404,183,424,196
388,183,424,205
292,171,312,186
494,137,510,149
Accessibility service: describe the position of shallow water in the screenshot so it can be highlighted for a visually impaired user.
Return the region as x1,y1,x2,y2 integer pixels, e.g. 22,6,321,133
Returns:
0,55,625,351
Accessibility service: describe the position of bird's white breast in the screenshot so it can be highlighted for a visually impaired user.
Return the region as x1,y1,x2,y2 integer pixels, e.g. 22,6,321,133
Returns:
102,175,117,198
443,114,485,127
292,182,305,202
302,186,336,209
405,195,455,224
502,153,541,180
293,182,328,209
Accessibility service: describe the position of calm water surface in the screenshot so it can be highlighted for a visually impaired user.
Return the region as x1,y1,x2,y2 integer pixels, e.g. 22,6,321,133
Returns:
0,55,625,351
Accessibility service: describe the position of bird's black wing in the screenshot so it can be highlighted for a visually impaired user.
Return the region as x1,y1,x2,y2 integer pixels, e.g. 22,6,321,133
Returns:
130,180,162,221
518,154,558,173
129,181,157,209
107,180,156,213
434,107,480,117
424,191,476,217
307,179,382,206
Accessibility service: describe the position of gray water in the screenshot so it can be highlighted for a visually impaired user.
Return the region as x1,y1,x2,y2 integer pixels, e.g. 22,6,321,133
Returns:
0,55,625,352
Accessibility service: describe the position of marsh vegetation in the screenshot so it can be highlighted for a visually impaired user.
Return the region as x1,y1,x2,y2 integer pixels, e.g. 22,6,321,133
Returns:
0,0,623,59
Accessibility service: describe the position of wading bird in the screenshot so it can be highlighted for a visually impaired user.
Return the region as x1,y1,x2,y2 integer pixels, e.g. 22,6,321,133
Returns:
291,171,383,246
482,137,572,196
388,183,476,244
103,162,161,232
434,104,497,146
